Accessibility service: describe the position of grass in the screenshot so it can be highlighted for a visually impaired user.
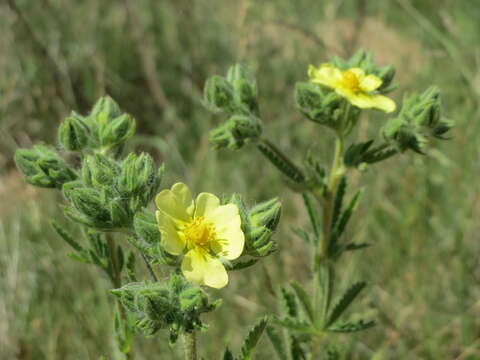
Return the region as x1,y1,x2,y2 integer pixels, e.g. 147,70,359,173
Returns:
1,0,480,359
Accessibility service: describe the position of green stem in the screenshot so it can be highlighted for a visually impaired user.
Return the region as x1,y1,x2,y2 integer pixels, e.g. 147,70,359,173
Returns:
107,235,133,360
183,331,197,360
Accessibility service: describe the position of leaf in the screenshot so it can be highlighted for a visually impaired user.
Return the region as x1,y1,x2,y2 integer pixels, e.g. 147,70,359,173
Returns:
225,258,258,271
331,176,347,231
344,242,370,252
290,282,314,323
301,193,320,239
239,316,268,360
331,189,362,242
291,226,311,243
266,326,288,360
223,348,235,360
281,287,298,318
326,282,366,327
67,252,90,264
126,252,137,282
328,319,375,333
51,221,83,252
290,335,307,360
276,318,314,334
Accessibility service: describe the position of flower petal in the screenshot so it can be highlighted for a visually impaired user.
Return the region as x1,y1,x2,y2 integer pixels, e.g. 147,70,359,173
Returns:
156,210,185,255
194,192,221,218
204,203,245,259
308,64,342,89
349,93,396,113
348,67,366,79
181,249,228,288
360,74,382,92
155,182,193,222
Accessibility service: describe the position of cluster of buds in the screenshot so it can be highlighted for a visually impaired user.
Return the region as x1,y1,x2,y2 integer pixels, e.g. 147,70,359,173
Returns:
63,152,163,231
14,145,77,188
230,194,282,258
58,96,136,152
111,274,221,343
203,64,262,149
382,86,453,153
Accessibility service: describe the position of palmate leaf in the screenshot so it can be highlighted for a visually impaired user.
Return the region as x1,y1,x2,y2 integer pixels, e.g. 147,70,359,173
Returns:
326,282,366,327
276,318,315,334
301,193,320,239
290,335,308,360
51,221,83,251
239,316,269,360
331,176,347,231
281,287,298,318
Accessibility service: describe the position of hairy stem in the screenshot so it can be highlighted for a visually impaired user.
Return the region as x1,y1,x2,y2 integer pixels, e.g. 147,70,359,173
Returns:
183,331,197,360
107,235,133,360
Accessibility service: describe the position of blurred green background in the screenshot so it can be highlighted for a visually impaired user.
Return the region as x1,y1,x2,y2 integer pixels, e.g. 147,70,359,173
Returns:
1,0,479,359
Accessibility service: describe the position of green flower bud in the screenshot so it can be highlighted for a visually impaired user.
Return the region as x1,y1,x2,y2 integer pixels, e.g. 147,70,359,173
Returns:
203,75,235,113
294,82,342,127
179,287,208,312
15,145,77,188
99,114,136,148
382,86,452,153
209,124,237,149
90,95,122,123
226,64,259,115
118,153,164,208
209,114,262,150
58,112,90,151
249,197,282,231
83,154,121,189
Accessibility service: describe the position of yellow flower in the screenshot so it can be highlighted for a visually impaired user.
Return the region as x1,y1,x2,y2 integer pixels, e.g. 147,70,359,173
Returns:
155,183,245,289
308,64,396,113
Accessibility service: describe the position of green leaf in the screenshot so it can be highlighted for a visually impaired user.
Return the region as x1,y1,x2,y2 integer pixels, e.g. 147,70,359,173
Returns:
331,176,347,231
51,221,83,252
290,335,307,360
290,282,314,323
301,193,320,240
326,282,366,327
281,288,298,318
225,258,258,271
266,326,288,360
239,316,268,360
328,319,375,333
223,348,235,360
276,318,314,334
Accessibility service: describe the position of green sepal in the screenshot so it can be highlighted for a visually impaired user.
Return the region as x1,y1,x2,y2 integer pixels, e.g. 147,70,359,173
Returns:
58,111,90,151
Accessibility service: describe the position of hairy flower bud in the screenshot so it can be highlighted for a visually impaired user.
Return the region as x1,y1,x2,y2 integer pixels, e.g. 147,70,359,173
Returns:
83,154,121,188
382,86,452,153
294,82,342,128
58,112,90,151
99,114,136,148
203,75,235,113
15,145,77,188
227,64,259,115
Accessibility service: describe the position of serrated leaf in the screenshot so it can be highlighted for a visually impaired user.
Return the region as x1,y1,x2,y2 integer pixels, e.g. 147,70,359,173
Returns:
290,282,314,323
301,193,320,239
266,326,288,360
326,282,366,327
281,288,298,318
239,316,268,360
328,319,375,333
225,258,258,271
331,176,347,231
291,226,311,243
276,318,315,334
67,252,90,264
290,335,307,360
51,221,83,252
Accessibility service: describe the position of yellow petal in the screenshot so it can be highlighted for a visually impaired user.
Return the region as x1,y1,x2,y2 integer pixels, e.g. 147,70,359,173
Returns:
348,67,366,79
348,93,396,113
156,210,185,255
360,74,382,92
194,192,221,218
308,64,342,88
181,249,228,288
155,182,193,222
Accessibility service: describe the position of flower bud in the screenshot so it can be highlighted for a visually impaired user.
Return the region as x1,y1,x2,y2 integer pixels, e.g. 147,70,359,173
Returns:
249,197,282,232
203,75,235,113
83,154,121,188
99,113,136,148
294,82,342,128
227,64,259,115
58,112,90,151
90,96,122,123
15,145,77,188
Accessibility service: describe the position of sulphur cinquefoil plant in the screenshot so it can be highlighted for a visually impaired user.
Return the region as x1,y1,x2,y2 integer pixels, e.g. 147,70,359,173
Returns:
203,50,453,359
14,96,281,359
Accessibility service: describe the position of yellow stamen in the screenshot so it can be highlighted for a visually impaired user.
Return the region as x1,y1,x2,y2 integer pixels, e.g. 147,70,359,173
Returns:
340,70,361,93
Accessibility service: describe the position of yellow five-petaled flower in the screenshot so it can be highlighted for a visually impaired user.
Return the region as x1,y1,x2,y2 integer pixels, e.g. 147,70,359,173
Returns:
308,64,396,113
155,183,245,289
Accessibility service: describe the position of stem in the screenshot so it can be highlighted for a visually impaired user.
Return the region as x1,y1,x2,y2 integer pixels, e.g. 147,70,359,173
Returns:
107,235,133,360
183,331,197,360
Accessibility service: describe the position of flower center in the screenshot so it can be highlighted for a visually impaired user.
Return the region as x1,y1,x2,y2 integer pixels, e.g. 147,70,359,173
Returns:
183,216,216,249
340,70,361,92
